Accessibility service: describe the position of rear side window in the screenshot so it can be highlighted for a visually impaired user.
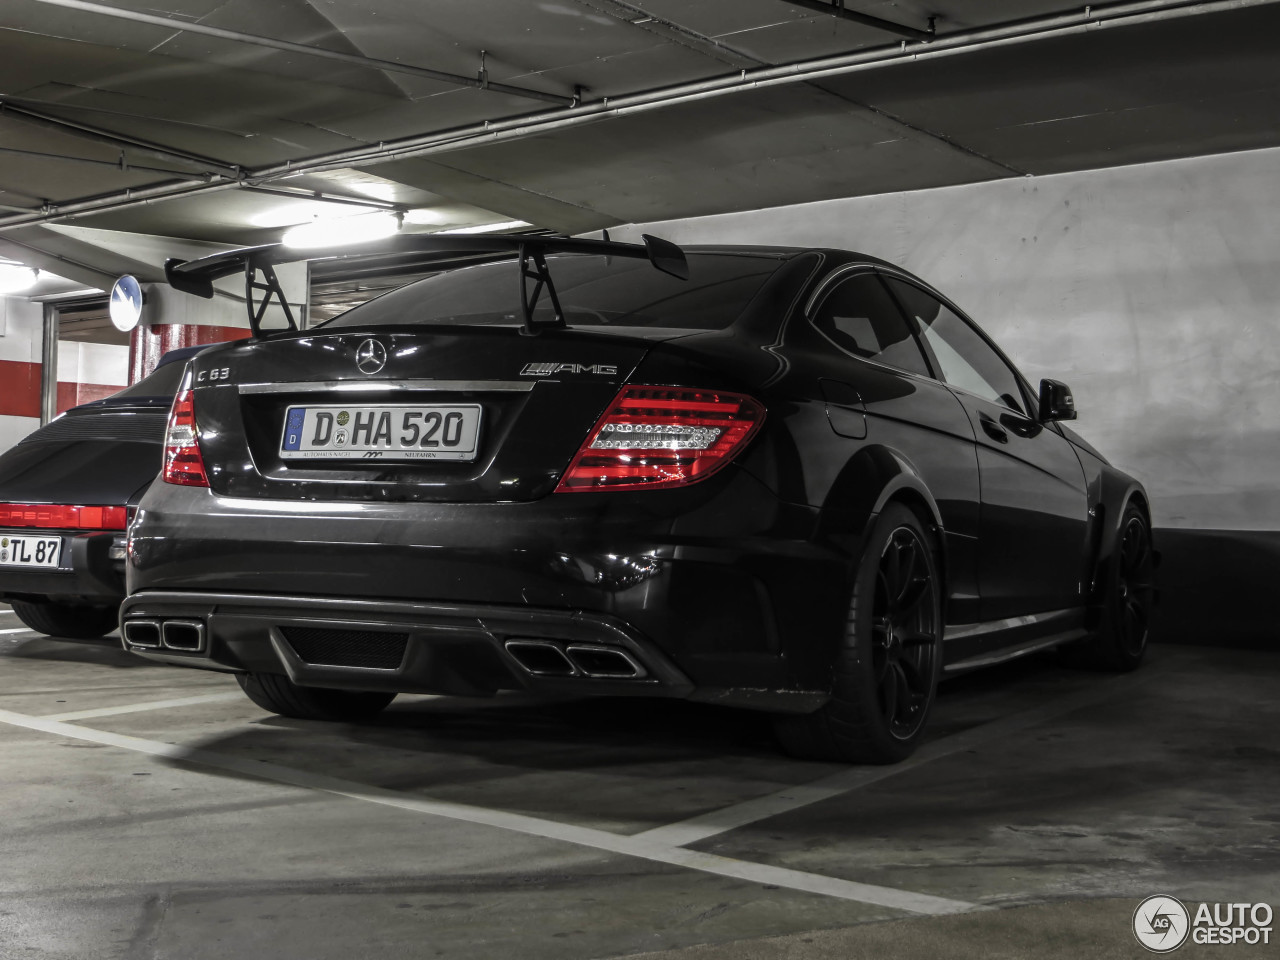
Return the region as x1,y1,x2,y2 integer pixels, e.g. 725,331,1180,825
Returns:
321,253,782,331
885,277,1028,415
810,273,931,377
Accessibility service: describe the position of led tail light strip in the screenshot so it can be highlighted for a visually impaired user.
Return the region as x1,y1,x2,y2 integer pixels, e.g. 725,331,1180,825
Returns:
556,386,765,492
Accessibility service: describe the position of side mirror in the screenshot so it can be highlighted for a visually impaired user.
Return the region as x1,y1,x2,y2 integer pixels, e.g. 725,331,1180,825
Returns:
1038,379,1077,422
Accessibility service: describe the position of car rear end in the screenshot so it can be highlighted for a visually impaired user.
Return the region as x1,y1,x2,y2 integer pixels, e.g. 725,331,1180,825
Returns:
122,250,842,708
0,394,171,609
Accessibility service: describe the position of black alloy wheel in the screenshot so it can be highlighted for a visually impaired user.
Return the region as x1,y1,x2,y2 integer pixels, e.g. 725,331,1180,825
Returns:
1114,510,1156,661
1064,501,1156,671
775,503,942,764
871,525,940,741
1095,503,1156,670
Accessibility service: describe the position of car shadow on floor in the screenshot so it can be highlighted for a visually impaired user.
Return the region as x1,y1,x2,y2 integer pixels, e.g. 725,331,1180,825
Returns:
0,634,152,669
152,652,1108,796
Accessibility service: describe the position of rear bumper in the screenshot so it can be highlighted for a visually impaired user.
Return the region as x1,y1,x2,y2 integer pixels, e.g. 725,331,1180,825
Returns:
120,590,695,699
126,472,849,703
0,532,126,604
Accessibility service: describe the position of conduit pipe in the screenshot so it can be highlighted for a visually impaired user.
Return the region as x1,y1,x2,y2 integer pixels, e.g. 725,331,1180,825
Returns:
1,0,1274,234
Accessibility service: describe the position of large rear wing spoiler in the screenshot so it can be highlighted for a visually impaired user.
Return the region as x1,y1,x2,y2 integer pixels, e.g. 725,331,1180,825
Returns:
163,233,689,337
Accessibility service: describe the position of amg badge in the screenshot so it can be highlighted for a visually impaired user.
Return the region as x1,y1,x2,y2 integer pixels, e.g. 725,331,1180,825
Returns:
521,362,618,376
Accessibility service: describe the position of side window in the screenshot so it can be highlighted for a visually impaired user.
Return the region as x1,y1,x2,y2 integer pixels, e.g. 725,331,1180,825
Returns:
884,278,1028,415
810,273,931,377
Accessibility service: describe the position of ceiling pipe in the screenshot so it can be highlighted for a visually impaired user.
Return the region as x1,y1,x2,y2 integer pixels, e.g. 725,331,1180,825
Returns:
24,0,575,107
239,184,404,212
242,0,1280,176
0,145,215,180
783,0,934,40
0,98,241,178
0,0,1274,234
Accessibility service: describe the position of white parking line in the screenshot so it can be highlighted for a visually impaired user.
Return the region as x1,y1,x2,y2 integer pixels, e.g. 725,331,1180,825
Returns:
0,706,975,916
0,609,16,616
43,692,244,722
0,626,37,635
635,673,1146,847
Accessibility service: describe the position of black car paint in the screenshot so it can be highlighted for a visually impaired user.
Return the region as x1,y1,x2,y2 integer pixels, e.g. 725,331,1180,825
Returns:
123,246,1148,709
0,346,209,608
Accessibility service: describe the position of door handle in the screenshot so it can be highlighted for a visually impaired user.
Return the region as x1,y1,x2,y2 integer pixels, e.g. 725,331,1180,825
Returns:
1000,412,1042,439
978,413,1009,443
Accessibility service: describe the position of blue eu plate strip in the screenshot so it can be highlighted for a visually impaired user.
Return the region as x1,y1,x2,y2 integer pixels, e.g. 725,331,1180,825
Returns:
283,407,307,450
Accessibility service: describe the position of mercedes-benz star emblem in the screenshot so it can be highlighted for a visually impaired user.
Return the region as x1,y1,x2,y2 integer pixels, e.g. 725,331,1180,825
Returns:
355,339,387,375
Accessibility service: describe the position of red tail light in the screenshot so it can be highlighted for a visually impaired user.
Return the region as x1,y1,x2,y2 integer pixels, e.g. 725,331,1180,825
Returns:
555,386,765,493
163,386,209,487
0,503,127,530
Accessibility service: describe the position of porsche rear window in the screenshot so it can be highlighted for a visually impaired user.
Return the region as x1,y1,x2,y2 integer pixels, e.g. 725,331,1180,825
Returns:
321,253,782,331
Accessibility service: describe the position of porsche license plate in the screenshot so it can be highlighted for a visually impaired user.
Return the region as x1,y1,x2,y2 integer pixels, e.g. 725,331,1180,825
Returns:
280,404,482,461
0,533,61,568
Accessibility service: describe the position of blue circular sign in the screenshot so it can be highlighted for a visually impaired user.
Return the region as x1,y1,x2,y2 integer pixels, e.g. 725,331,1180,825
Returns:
110,275,144,332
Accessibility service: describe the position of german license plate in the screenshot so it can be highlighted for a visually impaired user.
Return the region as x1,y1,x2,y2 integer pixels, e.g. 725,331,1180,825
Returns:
0,533,61,568
280,404,483,461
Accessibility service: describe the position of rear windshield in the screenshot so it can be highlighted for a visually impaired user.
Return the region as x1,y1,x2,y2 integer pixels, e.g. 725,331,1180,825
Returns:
320,253,782,331
108,358,187,400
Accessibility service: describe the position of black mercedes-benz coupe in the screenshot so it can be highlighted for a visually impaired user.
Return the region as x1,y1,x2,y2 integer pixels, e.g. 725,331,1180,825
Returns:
121,235,1155,762
0,345,210,639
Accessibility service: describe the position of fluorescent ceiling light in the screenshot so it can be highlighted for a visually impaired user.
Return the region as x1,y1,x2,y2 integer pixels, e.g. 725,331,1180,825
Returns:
0,262,39,294
250,202,344,229
403,208,451,226
434,220,532,235
283,213,400,249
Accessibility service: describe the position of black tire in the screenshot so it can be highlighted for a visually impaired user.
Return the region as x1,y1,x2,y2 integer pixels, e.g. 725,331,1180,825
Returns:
11,599,118,639
236,672,396,722
775,503,943,764
1067,502,1156,671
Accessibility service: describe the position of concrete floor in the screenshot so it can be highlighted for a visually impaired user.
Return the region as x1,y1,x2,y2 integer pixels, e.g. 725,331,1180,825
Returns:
1,603,1277,960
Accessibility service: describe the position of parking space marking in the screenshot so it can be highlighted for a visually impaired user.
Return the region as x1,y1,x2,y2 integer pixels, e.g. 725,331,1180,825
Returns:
635,673,1145,847
0,706,975,916
43,692,244,722
0,626,38,635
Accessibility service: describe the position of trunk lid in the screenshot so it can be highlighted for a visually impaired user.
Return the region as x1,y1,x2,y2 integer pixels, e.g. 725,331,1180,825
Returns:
192,325,688,503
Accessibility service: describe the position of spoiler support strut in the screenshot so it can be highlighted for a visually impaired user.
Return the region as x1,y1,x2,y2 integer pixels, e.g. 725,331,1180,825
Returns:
245,260,297,333
164,234,688,338
518,243,566,333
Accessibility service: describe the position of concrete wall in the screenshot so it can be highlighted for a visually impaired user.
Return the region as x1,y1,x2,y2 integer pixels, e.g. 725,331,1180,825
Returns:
613,147,1280,532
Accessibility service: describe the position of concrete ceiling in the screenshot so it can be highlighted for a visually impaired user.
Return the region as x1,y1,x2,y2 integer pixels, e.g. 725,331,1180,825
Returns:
0,0,1278,287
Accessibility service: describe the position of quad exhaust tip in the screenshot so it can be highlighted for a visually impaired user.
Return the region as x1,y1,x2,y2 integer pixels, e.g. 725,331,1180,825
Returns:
161,620,205,652
565,645,646,679
504,639,646,680
504,640,576,677
122,618,205,653
121,619,160,648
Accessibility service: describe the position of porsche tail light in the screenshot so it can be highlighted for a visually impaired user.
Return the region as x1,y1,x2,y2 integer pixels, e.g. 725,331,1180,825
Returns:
555,386,765,493
0,503,127,530
163,387,209,487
